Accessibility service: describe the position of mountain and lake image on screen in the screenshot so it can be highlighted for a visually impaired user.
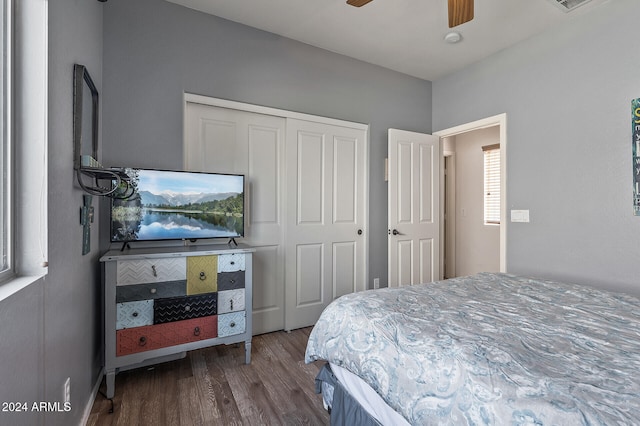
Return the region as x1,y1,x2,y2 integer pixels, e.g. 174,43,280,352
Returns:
111,168,244,242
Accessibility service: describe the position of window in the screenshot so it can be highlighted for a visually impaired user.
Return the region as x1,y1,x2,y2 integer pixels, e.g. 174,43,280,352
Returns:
0,0,47,291
0,0,10,283
483,144,500,225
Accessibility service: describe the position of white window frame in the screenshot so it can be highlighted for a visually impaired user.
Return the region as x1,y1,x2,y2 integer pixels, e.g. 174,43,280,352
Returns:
483,143,500,225
0,0,12,284
0,0,47,298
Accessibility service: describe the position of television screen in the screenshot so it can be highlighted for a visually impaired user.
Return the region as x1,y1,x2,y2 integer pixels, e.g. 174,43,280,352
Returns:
110,168,244,243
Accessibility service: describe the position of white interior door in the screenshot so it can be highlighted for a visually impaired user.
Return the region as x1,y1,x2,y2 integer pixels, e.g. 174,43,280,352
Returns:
184,103,286,334
388,129,440,287
285,118,367,330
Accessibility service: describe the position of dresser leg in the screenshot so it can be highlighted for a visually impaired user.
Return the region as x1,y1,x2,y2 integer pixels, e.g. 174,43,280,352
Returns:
245,340,252,364
105,370,116,399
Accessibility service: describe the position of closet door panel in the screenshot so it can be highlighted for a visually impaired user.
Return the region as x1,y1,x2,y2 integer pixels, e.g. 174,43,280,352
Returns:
185,102,285,334
285,119,366,331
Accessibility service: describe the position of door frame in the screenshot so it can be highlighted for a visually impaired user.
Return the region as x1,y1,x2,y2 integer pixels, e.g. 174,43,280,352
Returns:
434,113,507,277
443,153,456,279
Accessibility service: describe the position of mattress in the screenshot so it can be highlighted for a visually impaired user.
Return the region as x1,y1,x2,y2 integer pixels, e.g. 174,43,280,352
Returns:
329,362,409,426
305,272,640,424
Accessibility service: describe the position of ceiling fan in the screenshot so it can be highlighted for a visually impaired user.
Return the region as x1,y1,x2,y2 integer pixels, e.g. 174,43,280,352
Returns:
346,0,474,28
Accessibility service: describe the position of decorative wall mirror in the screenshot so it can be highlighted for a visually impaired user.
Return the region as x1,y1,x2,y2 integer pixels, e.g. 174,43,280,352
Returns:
73,64,129,197
73,63,99,170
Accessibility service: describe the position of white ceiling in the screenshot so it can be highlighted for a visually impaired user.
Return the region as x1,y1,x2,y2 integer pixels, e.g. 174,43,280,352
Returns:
166,0,608,81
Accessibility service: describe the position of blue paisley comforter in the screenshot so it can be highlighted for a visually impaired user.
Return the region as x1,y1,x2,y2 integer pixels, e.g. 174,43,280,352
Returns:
304,272,640,425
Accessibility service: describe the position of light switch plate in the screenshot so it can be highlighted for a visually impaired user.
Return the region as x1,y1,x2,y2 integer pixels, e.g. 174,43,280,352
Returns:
511,209,530,223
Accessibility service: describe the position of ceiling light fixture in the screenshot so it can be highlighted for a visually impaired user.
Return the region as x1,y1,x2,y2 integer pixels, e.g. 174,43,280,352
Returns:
444,31,462,44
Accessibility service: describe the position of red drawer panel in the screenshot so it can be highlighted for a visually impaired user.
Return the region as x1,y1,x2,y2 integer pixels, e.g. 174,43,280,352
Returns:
117,315,218,356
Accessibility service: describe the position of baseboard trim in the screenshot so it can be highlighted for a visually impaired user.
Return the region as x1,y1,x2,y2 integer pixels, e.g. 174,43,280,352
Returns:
81,367,104,425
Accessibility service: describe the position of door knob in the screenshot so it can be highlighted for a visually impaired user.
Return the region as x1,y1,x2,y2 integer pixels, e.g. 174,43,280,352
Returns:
391,229,400,235
357,229,363,235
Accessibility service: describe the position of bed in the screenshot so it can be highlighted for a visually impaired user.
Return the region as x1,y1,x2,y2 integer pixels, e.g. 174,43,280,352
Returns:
304,272,640,425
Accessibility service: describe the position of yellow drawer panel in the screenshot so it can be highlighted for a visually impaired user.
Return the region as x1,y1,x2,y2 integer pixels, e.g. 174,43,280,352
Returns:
187,255,218,295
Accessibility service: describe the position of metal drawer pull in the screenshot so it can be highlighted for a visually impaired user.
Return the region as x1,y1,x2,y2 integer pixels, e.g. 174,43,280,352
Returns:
151,265,157,277
230,261,235,265
132,311,138,317
184,305,191,312
230,300,234,311
150,288,156,294
139,336,147,346
199,271,206,281
193,326,200,336
229,279,235,284
230,322,236,328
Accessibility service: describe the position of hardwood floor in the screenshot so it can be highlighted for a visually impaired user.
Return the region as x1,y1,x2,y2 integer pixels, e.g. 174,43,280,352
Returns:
87,328,330,426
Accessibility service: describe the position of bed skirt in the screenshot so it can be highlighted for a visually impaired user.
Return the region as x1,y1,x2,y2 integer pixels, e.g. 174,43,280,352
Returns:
315,363,381,426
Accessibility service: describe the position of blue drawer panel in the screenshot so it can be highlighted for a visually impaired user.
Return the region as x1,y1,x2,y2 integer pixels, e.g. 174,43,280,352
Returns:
218,311,245,337
217,254,245,272
116,300,154,330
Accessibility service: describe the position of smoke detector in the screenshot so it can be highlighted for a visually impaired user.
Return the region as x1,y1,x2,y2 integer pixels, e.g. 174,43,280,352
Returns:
444,32,462,44
547,0,594,12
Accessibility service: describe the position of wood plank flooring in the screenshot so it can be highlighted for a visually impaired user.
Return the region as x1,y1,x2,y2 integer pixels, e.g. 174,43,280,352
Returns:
87,328,330,426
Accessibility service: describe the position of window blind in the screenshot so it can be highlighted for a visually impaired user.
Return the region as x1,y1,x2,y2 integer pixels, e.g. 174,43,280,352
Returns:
483,144,500,225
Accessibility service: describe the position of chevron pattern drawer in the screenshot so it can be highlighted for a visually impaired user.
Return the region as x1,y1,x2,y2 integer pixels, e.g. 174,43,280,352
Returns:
116,280,186,303
218,271,245,291
187,255,218,295
218,311,245,337
116,315,218,356
117,258,186,285
218,289,245,314
217,253,245,272
153,293,217,324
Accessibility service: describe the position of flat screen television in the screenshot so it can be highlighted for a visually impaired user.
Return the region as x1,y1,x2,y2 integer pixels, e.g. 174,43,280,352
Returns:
110,168,244,243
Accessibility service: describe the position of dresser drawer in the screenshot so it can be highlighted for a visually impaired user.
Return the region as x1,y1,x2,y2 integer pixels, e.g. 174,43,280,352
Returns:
116,315,218,356
154,293,217,324
116,280,186,303
116,258,186,285
116,300,154,330
218,271,245,291
186,255,218,295
218,312,246,337
217,289,245,314
217,253,245,272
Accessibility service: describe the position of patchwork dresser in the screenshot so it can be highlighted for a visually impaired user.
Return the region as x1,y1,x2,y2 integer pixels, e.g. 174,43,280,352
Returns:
100,243,255,398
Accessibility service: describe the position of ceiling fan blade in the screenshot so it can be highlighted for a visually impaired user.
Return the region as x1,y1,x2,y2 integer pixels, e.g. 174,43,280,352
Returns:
448,0,474,28
347,0,374,7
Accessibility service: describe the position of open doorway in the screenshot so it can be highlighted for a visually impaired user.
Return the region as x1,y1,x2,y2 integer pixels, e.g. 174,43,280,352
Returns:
435,114,507,279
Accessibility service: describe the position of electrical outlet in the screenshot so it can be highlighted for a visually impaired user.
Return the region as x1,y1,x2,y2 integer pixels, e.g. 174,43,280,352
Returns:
373,278,380,289
64,377,71,404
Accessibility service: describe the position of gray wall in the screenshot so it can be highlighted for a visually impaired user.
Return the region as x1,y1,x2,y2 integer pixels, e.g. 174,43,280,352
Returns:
433,0,640,295
101,0,433,288
0,1,104,425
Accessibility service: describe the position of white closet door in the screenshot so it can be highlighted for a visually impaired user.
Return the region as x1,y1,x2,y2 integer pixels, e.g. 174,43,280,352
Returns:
284,119,367,331
184,103,285,334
